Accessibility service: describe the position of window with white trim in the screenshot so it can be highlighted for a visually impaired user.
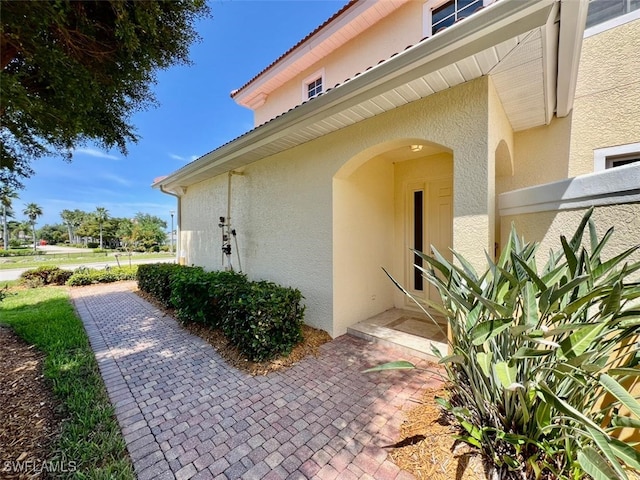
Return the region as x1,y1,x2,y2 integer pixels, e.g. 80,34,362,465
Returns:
307,77,323,99
586,0,640,29
423,0,487,37
593,142,640,171
302,69,325,101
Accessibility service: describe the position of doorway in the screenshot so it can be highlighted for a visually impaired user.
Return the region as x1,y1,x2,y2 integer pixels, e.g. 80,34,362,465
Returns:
333,141,454,354
405,176,453,308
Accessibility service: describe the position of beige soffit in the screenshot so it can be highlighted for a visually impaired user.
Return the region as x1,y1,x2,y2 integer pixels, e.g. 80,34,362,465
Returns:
231,0,412,108
155,0,583,194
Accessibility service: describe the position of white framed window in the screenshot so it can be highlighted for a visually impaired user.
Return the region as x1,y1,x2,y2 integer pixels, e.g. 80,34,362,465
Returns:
302,69,325,101
593,142,640,171
586,0,640,31
422,0,492,38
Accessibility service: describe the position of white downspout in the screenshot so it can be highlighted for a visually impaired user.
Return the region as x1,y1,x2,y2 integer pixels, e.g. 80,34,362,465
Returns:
159,185,182,264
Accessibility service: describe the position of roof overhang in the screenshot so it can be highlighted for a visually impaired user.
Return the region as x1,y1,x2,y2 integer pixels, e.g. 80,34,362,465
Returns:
155,0,586,194
231,0,412,107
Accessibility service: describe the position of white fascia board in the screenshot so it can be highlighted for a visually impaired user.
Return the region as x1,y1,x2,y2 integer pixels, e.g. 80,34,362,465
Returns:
541,2,559,125
156,0,558,192
499,163,640,216
556,0,588,117
232,0,377,107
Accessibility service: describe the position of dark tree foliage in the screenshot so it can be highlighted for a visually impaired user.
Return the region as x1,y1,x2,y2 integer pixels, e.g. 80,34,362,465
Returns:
0,0,209,187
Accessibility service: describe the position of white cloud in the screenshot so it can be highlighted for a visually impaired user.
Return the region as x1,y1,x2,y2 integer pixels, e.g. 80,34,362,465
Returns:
72,147,119,160
169,153,200,162
101,173,133,187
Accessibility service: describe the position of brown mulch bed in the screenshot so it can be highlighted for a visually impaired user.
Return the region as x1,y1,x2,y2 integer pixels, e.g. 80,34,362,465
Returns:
0,326,62,479
391,387,488,480
134,288,332,376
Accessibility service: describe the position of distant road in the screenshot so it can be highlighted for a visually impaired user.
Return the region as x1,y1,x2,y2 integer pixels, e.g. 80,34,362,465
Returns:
37,245,94,254
0,257,175,282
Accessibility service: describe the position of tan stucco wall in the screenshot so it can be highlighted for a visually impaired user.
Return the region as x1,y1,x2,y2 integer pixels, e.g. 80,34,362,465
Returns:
181,77,492,336
254,1,424,126
501,204,640,270
569,18,640,176
488,77,514,255
333,155,395,335
494,19,639,195
498,116,572,195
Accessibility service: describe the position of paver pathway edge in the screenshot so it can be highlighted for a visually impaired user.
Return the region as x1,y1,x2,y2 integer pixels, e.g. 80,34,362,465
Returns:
71,282,443,480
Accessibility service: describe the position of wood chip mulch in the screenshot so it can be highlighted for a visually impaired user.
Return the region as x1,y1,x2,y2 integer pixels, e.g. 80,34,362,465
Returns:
391,387,489,480
134,289,333,376
0,326,62,479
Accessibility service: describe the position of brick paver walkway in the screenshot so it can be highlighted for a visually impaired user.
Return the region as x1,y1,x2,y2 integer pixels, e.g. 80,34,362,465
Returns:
71,282,442,480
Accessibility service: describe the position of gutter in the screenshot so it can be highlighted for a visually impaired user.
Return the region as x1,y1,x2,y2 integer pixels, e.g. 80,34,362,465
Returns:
556,0,589,117
155,0,559,191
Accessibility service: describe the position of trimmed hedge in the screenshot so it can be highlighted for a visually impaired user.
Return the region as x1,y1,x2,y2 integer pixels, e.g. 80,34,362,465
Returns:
226,281,304,361
20,265,73,287
0,248,39,257
172,269,249,329
137,263,305,361
66,266,138,286
136,263,186,307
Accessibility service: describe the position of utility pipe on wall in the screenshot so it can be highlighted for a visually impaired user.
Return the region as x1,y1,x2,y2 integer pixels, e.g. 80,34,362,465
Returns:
220,170,244,272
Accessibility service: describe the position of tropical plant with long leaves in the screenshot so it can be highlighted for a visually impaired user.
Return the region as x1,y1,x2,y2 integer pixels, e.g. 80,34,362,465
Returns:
22,202,42,251
368,208,640,479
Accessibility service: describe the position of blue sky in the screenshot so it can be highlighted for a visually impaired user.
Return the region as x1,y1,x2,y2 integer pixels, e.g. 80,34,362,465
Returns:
17,0,346,228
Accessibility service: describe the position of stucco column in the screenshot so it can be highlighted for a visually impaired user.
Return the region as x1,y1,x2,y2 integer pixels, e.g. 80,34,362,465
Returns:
450,77,494,272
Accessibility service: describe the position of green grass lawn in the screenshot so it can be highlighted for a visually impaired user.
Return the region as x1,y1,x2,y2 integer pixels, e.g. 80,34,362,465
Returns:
0,288,135,479
0,252,173,270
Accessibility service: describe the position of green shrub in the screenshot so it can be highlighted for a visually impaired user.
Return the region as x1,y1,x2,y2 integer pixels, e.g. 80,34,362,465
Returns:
0,248,36,257
137,263,184,307
226,281,304,362
0,285,8,302
48,268,73,285
370,208,640,480
20,265,72,287
66,266,138,286
170,268,245,327
161,265,305,362
87,242,99,249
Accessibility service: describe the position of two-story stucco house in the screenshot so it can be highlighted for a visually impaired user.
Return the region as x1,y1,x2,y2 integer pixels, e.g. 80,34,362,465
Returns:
154,0,640,352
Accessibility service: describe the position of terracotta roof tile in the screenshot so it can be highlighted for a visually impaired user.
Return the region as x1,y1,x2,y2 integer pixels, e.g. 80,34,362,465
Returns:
230,0,357,99
162,10,466,183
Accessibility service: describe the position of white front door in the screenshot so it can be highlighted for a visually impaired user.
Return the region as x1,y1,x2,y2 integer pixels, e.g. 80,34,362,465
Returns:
406,176,453,307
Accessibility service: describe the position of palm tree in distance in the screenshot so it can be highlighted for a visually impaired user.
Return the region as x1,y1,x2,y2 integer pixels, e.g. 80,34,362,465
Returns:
23,203,43,252
95,207,109,249
1,185,19,250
